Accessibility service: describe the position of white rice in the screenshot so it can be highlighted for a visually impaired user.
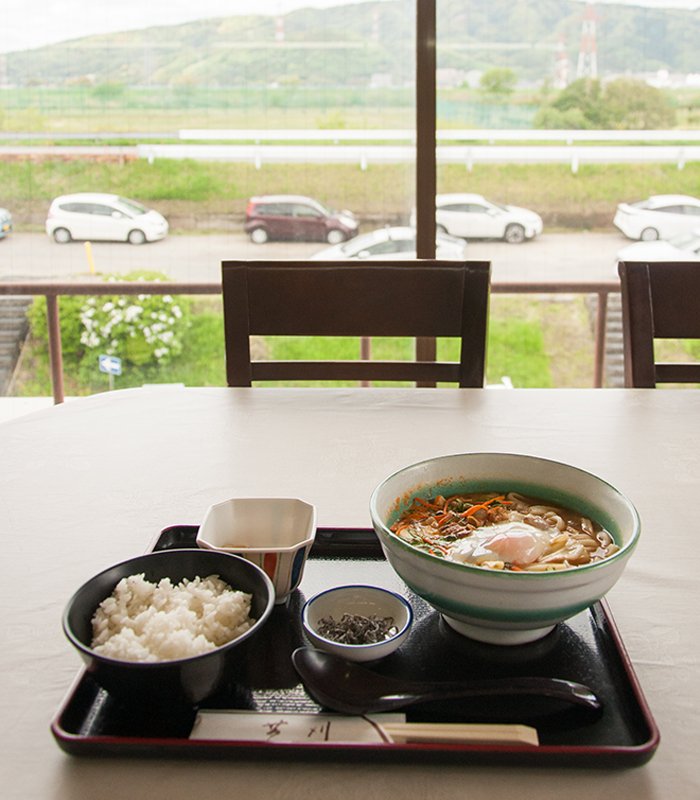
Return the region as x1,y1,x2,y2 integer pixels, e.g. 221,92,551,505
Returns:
90,573,255,662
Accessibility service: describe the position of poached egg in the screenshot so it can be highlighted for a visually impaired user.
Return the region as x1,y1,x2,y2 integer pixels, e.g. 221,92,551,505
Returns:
446,521,555,568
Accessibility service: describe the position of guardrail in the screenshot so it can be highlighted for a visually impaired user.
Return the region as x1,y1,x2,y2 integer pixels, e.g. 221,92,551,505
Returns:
1,127,698,171
1,141,693,171
0,278,619,403
137,143,698,172
173,128,700,174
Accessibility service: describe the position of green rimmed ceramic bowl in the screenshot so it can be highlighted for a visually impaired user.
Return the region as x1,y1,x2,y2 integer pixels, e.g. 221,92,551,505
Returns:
369,452,640,646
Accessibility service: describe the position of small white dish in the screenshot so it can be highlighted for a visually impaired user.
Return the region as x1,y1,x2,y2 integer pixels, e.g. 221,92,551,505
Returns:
197,497,316,604
302,584,413,663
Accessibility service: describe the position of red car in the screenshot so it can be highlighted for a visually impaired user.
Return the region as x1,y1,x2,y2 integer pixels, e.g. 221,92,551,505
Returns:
244,195,358,245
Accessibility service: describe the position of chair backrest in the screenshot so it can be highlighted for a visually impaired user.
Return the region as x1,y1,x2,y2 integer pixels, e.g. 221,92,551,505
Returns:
618,260,700,387
221,259,490,387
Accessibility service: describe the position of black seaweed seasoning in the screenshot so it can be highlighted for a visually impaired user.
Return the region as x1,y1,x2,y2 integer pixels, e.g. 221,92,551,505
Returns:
316,613,398,645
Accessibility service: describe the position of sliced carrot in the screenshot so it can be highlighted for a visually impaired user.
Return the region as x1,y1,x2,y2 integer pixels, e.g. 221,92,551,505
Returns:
460,495,509,517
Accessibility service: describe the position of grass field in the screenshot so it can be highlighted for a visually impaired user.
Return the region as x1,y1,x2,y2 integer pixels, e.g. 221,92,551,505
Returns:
4,157,700,233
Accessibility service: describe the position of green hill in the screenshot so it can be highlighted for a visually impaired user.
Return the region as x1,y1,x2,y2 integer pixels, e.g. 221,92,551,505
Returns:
4,0,700,89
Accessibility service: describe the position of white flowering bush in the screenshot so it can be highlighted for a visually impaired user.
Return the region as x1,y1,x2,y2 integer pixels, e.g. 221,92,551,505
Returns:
79,275,189,366
27,271,192,391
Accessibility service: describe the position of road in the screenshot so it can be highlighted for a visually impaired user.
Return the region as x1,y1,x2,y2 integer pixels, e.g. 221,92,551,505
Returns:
0,231,625,284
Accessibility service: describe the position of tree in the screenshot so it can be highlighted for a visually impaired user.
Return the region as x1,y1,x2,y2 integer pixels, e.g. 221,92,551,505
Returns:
548,78,608,127
479,67,517,97
534,77,675,130
603,78,675,129
533,106,590,130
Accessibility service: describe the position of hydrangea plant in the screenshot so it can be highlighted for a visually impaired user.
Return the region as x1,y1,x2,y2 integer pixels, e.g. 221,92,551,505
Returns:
28,271,191,374
79,278,188,366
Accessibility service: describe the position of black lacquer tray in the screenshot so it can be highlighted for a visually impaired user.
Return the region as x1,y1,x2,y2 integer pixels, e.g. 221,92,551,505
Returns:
51,525,659,767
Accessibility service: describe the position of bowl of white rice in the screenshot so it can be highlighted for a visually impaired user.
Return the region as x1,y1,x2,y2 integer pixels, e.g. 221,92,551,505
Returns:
63,548,275,706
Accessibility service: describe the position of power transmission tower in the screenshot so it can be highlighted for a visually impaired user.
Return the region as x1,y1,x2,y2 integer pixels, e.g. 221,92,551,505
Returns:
577,3,599,79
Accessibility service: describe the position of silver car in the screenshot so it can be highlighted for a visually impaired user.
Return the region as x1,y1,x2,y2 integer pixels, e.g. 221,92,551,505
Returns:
616,228,700,263
309,226,467,260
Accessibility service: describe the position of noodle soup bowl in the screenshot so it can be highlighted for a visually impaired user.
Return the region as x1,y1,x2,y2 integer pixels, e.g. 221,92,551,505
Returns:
369,453,641,646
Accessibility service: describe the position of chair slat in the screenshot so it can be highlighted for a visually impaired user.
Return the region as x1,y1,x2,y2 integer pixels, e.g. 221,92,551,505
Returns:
250,360,464,384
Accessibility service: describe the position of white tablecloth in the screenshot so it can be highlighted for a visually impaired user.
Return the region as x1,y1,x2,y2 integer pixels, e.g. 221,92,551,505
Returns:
1,386,698,798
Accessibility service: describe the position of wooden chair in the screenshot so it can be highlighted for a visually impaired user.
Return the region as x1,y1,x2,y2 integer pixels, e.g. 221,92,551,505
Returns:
618,260,700,387
221,259,490,387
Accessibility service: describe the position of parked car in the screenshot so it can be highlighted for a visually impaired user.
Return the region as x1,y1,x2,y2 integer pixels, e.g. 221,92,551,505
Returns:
45,193,169,244
309,226,467,260
0,207,12,239
411,193,542,244
244,195,358,244
616,228,700,263
613,194,700,241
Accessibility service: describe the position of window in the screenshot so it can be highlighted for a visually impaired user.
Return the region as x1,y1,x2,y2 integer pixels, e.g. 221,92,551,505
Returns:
368,239,413,255
3,0,700,394
91,205,118,217
293,204,322,218
117,197,148,215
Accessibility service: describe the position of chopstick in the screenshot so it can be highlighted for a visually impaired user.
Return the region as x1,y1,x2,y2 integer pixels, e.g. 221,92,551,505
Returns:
380,722,539,746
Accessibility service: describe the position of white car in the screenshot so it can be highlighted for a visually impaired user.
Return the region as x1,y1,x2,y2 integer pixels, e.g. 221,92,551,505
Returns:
616,228,700,263
309,226,467,260
415,193,542,244
613,194,700,242
45,193,169,244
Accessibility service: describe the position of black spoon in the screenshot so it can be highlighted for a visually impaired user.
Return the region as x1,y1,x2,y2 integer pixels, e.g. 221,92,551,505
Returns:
291,647,602,715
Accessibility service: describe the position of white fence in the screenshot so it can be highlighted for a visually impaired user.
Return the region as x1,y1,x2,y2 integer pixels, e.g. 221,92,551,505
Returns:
1,128,698,172
137,134,700,172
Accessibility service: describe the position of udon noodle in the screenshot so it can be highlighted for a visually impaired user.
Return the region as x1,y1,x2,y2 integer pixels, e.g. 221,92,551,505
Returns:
390,491,618,572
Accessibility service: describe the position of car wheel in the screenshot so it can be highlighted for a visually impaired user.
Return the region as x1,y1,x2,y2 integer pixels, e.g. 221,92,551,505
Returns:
250,227,269,244
640,227,659,242
53,227,72,244
504,224,526,244
128,229,146,245
326,229,346,245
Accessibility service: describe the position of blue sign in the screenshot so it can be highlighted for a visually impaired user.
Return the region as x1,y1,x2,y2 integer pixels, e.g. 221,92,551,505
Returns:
98,354,122,376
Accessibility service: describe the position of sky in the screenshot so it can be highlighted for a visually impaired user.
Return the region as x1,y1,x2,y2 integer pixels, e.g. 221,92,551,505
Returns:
1,0,698,55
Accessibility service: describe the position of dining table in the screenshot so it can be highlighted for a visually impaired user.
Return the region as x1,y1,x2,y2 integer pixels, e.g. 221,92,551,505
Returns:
0,384,698,799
